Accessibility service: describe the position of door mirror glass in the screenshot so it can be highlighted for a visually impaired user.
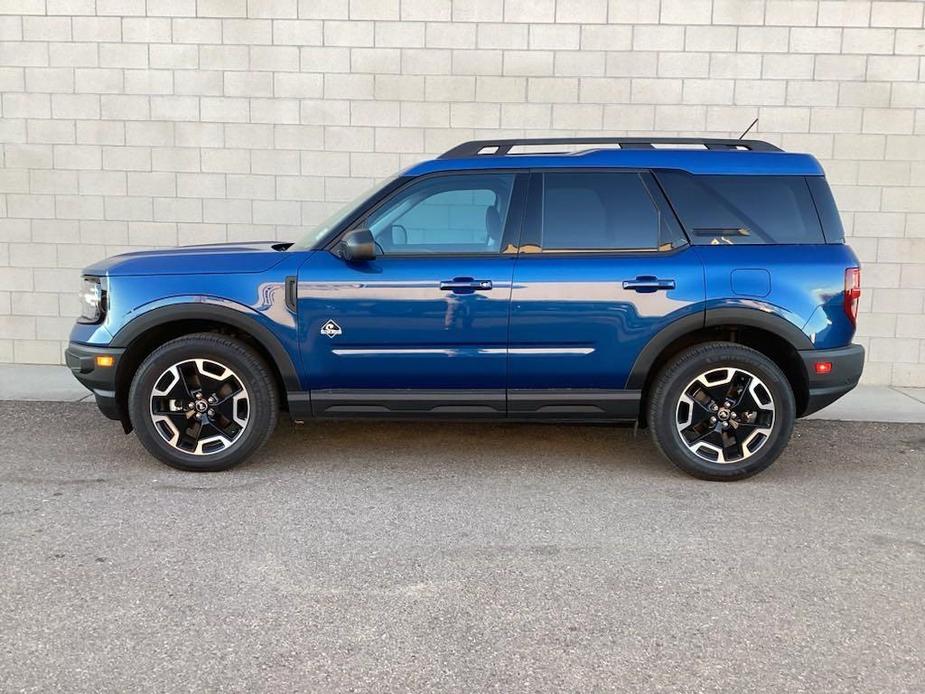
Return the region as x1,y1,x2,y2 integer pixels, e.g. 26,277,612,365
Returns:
340,228,377,262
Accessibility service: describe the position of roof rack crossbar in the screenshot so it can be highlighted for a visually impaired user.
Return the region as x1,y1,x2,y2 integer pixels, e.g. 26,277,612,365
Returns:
438,137,782,159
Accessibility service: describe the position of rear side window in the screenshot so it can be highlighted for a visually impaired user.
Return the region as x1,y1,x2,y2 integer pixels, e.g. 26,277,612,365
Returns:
529,172,675,252
656,172,825,245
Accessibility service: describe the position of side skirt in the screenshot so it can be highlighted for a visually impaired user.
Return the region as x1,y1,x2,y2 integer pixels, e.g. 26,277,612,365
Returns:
287,389,641,422
508,389,641,420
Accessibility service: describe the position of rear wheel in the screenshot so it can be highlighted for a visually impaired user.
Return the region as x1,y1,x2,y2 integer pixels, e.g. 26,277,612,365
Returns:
128,333,278,472
647,342,795,481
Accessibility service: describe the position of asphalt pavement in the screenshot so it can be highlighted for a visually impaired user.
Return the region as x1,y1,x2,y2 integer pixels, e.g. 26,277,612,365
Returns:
1,402,923,693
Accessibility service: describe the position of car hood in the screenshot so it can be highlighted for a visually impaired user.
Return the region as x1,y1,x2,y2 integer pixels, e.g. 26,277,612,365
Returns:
83,241,293,277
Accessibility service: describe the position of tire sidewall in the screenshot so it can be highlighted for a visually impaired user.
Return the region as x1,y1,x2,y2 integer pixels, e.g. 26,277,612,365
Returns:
651,345,796,480
129,337,276,471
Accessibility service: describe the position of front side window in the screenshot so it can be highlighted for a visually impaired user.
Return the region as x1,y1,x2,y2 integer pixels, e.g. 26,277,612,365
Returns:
365,173,516,255
531,172,665,252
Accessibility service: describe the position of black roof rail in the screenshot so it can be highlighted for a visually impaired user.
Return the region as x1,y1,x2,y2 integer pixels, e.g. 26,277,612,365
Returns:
438,137,783,159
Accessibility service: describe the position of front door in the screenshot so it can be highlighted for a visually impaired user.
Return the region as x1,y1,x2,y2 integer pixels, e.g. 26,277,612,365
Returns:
507,170,705,419
298,171,527,416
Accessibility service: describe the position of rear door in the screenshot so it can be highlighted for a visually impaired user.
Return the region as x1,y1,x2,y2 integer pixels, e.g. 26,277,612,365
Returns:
297,171,527,416
507,170,705,419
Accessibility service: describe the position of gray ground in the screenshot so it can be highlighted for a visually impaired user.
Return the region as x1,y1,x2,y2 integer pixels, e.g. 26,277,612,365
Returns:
1,402,923,693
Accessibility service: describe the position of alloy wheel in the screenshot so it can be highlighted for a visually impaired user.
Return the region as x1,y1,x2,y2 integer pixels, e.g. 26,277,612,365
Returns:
149,358,249,456
675,367,775,464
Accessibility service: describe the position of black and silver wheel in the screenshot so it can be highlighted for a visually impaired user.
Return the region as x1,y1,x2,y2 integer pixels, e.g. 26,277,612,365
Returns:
647,342,795,481
676,366,776,464
149,358,250,456
129,333,278,472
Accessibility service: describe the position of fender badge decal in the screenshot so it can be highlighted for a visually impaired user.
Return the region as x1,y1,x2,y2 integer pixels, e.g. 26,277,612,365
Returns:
320,320,342,338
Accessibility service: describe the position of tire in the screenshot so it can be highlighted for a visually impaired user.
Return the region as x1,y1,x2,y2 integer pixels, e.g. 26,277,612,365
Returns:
647,342,795,481
128,333,279,472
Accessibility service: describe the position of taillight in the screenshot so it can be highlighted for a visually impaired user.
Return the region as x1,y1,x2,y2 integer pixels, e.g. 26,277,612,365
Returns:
844,267,861,325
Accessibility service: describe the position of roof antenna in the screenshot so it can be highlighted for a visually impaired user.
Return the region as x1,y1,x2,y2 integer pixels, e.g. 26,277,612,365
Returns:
739,117,758,139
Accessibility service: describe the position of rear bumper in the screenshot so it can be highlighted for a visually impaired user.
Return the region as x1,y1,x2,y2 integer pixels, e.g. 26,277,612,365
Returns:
65,342,126,423
798,343,865,417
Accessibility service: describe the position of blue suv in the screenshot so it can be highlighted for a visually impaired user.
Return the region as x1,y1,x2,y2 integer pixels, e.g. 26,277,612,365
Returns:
67,137,864,480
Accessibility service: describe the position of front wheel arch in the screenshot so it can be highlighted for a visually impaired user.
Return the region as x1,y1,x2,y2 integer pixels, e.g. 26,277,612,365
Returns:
111,306,299,430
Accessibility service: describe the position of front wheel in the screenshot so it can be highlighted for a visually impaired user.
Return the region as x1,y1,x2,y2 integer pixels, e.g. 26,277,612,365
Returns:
128,333,278,472
647,342,796,481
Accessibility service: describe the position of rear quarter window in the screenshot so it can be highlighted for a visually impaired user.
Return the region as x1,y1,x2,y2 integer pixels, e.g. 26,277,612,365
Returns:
656,172,826,245
806,176,845,243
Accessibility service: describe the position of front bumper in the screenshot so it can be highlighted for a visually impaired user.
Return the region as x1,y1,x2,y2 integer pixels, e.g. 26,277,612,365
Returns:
65,342,126,424
798,343,865,417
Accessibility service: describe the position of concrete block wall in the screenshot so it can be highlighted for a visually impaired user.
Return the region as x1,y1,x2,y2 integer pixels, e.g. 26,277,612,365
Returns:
0,0,923,385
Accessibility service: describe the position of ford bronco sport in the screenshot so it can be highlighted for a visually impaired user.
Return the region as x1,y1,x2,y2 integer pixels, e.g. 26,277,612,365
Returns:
67,137,864,480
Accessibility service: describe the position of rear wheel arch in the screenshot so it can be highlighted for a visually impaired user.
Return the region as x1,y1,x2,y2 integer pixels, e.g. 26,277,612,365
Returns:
632,309,810,425
111,304,299,425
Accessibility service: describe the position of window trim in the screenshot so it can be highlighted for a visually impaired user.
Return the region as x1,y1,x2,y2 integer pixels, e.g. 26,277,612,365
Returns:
518,168,688,257
325,170,529,259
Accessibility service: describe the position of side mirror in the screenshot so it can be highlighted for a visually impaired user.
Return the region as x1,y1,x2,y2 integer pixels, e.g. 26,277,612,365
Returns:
340,228,377,262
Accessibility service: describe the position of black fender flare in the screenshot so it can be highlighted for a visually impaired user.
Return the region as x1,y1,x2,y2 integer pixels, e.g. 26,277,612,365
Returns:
626,307,813,390
110,302,301,392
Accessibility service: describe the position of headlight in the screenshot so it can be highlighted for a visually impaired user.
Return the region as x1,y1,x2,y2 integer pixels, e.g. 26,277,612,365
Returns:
78,276,104,323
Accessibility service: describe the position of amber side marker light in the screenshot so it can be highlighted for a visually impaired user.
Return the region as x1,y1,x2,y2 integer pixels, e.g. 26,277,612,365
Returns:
95,355,115,368
814,361,833,375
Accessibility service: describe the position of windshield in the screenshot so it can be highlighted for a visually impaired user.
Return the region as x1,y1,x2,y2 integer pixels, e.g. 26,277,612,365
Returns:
289,175,400,250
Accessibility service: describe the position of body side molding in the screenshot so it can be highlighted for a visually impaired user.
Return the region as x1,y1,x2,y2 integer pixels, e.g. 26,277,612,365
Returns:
311,389,506,418
508,389,640,420
304,388,640,421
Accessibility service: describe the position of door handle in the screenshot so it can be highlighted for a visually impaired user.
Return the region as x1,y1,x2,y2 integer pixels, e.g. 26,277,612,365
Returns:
439,278,493,291
622,276,676,292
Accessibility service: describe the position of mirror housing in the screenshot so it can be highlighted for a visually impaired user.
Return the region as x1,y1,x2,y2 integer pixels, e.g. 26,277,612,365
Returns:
340,228,376,262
